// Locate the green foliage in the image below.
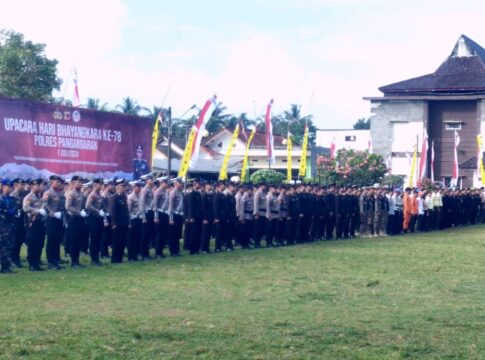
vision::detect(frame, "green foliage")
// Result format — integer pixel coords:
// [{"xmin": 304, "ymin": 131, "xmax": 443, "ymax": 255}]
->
[
  {"xmin": 85, "ymin": 97, "xmax": 109, "ymax": 111},
  {"xmin": 0, "ymin": 29, "xmax": 62, "ymax": 101},
  {"xmin": 250, "ymin": 168, "xmax": 286, "ymax": 184},
  {"xmin": 316, "ymin": 149, "xmax": 388, "ymax": 187},
  {"xmin": 115, "ymin": 96, "xmax": 148, "ymax": 116},
  {"xmin": 381, "ymin": 174, "xmax": 405, "ymax": 187},
  {"xmin": 353, "ymin": 117, "xmax": 371, "ymax": 130}
]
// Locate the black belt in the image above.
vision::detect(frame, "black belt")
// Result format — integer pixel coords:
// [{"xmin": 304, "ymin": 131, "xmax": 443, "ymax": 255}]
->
[
  {"xmin": 259, "ymin": 208, "xmax": 266, "ymax": 211},
  {"xmin": 271, "ymin": 211, "xmax": 279, "ymax": 214}
]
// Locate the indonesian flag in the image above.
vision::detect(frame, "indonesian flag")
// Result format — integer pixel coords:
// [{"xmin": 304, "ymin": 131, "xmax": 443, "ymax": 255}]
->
[
  {"xmin": 417, "ymin": 129, "xmax": 428, "ymax": 186},
  {"xmin": 265, "ymin": 99, "xmax": 275, "ymax": 164},
  {"xmin": 430, "ymin": 140, "xmax": 435, "ymax": 182},
  {"xmin": 72, "ymin": 67, "xmax": 80, "ymax": 107},
  {"xmin": 189, "ymin": 95, "xmax": 218, "ymax": 168},
  {"xmin": 330, "ymin": 137, "xmax": 336, "ymax": 159},
  {"xmin": 452, "ymin": 130, "xmax": 460, "ymax": 185}
]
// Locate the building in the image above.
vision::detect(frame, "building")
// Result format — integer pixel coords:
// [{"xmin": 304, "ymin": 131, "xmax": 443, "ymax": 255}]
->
[
  {"xmin": 153, "ymin": 128, "xmax": 310, "ymax": 179},
  {"xmin": 365, "ymin": 35, "xmax": 485, "ymax": 188},
  {"xmin": 316, "ymin": 129, "xmax": 371, "ymax": 152}
]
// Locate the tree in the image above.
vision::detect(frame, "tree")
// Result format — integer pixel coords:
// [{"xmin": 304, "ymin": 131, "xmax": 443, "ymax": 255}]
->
[
  {"xmin": 250, "ymin": 169, "xmax": 286, "ymax": 185},
  {"xmin": 206, "ymin": 104, "xmax": 232, "ymax": 134},
  {"xmin": 0, "ymin": 30, "xmax": 62, "ymax": 101},
  {"xmin": 353, "ymin": 118, "xmax": 371, "ymax": 130},
  {"xmin": 115, "ymin": 97, "xmax": 147, "ymax": 116},
  {"xmin": 85, "ymin": 97, "xmax": 109, "ymax": 111},
  {"xmin": 316, "ymin": 149, "xmax": 387, "ymax": 187}
]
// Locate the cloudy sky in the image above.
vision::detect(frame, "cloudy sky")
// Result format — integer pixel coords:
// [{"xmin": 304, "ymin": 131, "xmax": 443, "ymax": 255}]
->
[{"xmin": 1, "ymin": 0, "xmax": 484, "ymax": 128}]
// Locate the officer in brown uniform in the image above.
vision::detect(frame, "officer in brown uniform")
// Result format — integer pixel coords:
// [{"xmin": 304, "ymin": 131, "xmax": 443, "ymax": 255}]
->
[
  {"xmin": 85, "ymin": 178, "xmax": 106, "ymax": 266},
  {"xmin": 23, "ymin": 179, "xmax": 47, "ymax": 271},
  {"xmin": 127, "ymin": 180, "xmax": 143, "ymax": 261},
  {"xmin": 100, "ymin": 179, "xmax": 115, "ymax": 258},
  {"xmin": 168, "ymin": 178, "xmax": 184, "ymax": 257},
  {"xmin": 65, "ymin": 176, "xmax": 87, "ymax": 268},
  {"xmin": 154, "ymin": 177, "xmax": 169, "ymax": 258},
  {"xmin": 43, "ymin": 175, "xmax": 65, "ymax": 270},
  {"xmin": 140, "ymin": 173, "xmax": 155, "ymax": 260}
]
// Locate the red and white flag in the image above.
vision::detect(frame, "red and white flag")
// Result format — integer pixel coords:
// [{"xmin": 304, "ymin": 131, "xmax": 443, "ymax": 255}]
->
[
  {"xmin": 417, "ymin": 129, "xmax": 428, "ymax": 187},
  {"xmin": 452, "ymin": 130, "xmax": 460, "ymax": 186},
  {"xmin": 189, "ymin": 95, "xmax": 218, "ymax": 168},
  {"xmin": 72, "ymin": 67, "xmax": 80, "ymax": 107},
  {"xmin": 430, "ymin": 140, "xmax": 435, "ymax": 182},
  {"xmin": 330, "ymin": 137, "xmax": 336, "ymax": 159},
  {"xmin": 265, "ymin": 99, "xmax": 275, "ymax": 164}
]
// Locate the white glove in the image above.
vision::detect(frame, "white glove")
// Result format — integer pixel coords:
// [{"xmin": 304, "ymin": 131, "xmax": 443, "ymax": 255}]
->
[
  {"xmin": 99, "ymin": 209, "xmax": 106, "ymax": 217},
  {"xmin": 54, "ymin": 212, "xmax": 62, "ymax": 219},
  {"xmin": 80, "ymin": 209, "xmax": 88, "ymax": 218},
  {"xmin": 39, "ymin": 209, "xmax": 47, "ymax": 217}
]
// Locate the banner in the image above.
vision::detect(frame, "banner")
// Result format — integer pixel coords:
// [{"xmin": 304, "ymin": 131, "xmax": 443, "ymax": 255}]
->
[
  {"xmin": 452, "ymin": 130, "xmax": 460, "ymax": 186},
  {"xmin": 0, "ymin": 97, "xmax": 152, "ymax": 180},
  {"xmin": 430, "ymin": 140, "xmax": 435, "ymax": 182},
  {"xmin": 299, "ymin": 124, "xmax": 309, "ymax": 177},
  {"xmin": 408, "ymin": 145, "xmax": 418, "ymax": 188},
  {"xmin": 477, "ymin": 134, "xmax": 485, "ymax": 185},
  {"xmin": 178, "ymin": 127, "xmax": 197, "ymax": 178},
  {"xmin": 151, "ymin": 115, "xmax": 160, "ymax": 169},
  {"xmin": 417, "ymin": 129, "xmax": 428, "ymax": 187},
  {"xmin": 219, "ymin": 124, "xmax": 240, "ymax": 181},
  {"xmin": 189, "ymin": 96, "xmax": 218, "ymax": 168},
  {"xmin": 287, "ymin": 133, "xmax": 292, "ymax": 183},
  {"xmin": 241, "ymin": 127, "xmax": 256, "ymax": 183}
]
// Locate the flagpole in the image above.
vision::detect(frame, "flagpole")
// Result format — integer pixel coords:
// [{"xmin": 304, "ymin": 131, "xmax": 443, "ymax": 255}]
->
[{"xmin": 167, "ymin": 107, "xmax": 172, "ymax": 176}]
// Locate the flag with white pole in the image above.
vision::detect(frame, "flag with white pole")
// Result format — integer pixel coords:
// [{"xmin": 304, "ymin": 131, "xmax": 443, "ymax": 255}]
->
[
  {"xmin": 72, "ymin": 67, "xmax": 80, "ymax": 107},
  {"xmin": 265, "ymin": 99, "xmax": 275, "ymax": 165},
  {"xmin": 417, "ymin": 129, "xmax": 428, "ymax": 187}
]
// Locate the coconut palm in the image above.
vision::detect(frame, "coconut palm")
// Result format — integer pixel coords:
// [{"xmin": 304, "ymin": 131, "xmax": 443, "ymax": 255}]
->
[
  {"xmin": 206, "ymin": 104, "xmax": 233, "ymax": 134},
  {"xmin": 85, "ymin": 97, "xmax": 108, "ymax": 111},
  {"xmin": 115, "ymin": 97, "xmax": 147, "ymax": 116}
]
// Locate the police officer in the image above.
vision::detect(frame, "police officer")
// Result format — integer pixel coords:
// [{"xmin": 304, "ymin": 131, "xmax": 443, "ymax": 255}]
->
[
  {"xmin": 23, "ymin": 179, "xmax": 47, "ymax": 271},
  {"xmin": 133, "ymin": 145, "xmax": 150, "ymax": 180},
  {"xmin": 187, "ymin": 179, "xmax": 203, "ymax": 255},
  {"xmin": 253, "ymin": 183, "xmax": 267, "ymax": 248},
  {"xmin": 101, "ymin": 179, "xmax": 115, "ymax": 258},
  {"xmin": 43, "ymin": 175, "xmax": 65, "ymax": 270},
  {"xmin": 65, "ymin": 176, "xmax": 87, "ymax": 268},
  {"xmin": 127, "ymin": 180, "xmax": 143, "ymax": 261},
  {"xmin": 238, "ymin": 185, "xmax": 254, "ymax": 249},
  {"xmin": 200, "ymin": 182, "xmax": 214, "ymax": 253},
  {"xmin": 140, "ymin": 173, "xmax": 156, "ymax": 260},
  {"xmin": 168, "ymin": 178, "xmax": 184, "ymax": 257},
  {"xmin": 213, "ymin": 182, "xmax": 227, "ymax": 252},
  {"xmin": 0, "ymin": 179, "xmax": 18, "ymax": 274},
  {"xmin": 265, "ymin": 185, "xmax": 279, "ymax": 247},
  {"xmin": 110, "ymin": 179, "xmax": 130, "ymax": 263},
  {"xmin": 10, "ymin": 179, "xmax": 28, "ymax": 268},
  {"xmin": 223, "ymin": 183, "xmax": 236, "ymax": 251},
  {"xmin": 85, "ymin": 178, "xmax": 106, "ymax": 266},
  {"xmin": 154, "ymin": 177, "xmax": 169, "ymax": 258}
]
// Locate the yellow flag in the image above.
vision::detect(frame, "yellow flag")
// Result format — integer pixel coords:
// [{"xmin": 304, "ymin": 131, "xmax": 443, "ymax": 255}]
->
[
  {"xmin": 241, "ymin": 128, "xmax": 256, "ymax": 183},
  {"xmin": 299, "ymin": 125, "xmax": 309, "ymax": 177},
  {"xmin": 178, "ymin": 127, "xmax": 197, "ymax": 178},
  {"xmin": 287, "ymin": 133, "xmax": 292, "ymax": 183},
  {"xmin": 477, "ymin": 134, "xmax": 485, "ymax": 185},
  {"xmin": 219, "ymin": 125, "xmax": 240, "ymax": 180},
  {"xmin": 408, "ymin": 145, "xmax": 418, "ymax": 187},
  {"xmin": 151, "ymin": 116, "xmax": 160, "ymax": 168}
]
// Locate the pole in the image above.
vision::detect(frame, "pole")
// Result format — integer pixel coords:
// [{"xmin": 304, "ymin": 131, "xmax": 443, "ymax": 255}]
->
[{"xmin": 167, "ymin": 107, "xmax": 172, "ymax": 176}]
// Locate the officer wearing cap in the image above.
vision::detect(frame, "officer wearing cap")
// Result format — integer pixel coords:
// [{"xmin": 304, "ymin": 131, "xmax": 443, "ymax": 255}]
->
[
  {"xmin": 154, "ymin": 177, "xmax": 169, "ymax": 258},
  {"xmin": 0, "ymin": 179, "xmax": 18, "ymax": 273},
  {"xmin": 100, "ymin": 178, "xmax": 115, "ymax": 258},
  {"xmin": 253, "ymin": 183, "xmax": 267, "ymax": 248},
  {"xmin": 133, "ymin": 145, "xmax": 150, "ymax": 180},
  {"xmin": 110, "ymin": 179, "xmax": 130, "ymax": 263},
  {"xmin": 127, "ymin": 180, "xmax": 143, "ymax": 261},
  {"xmin": 23, "ymin": 179, "xmax": 47, "ymax": 271},
  {"xmin": 65, "ymin": 176, "xmax": 87, "ymax": 268},
  {"xmin": 139, "ymin": 173, "xmax": 155, "ymax": 260},
  {"xmin": 43, "ymin": 175, "xmax": 65, "ymax": 270},
  {"xmin": 10, "ymin": 179, "xmax": 28, "ymax": 268},
  {"xmin": 85, "ymin": 178, "xmax": 106, "ymax": 266},
  {"xmin": 168, "ymin": 178, "xmax": 184, "ymax": 256},
  {"xmin": 238, "ymin": 185, "xmax": 254, "ymax": 249},
  {"xmin": 187, "ymin": 179, "xmax": 203, "ymax": 255},
  {"xmin": 200, "ymin": 181, "xmax": 214, "ymax": 253},
  {"xmin": 213, "ymin": 181, "xmax": 227, "ymax": 252}
]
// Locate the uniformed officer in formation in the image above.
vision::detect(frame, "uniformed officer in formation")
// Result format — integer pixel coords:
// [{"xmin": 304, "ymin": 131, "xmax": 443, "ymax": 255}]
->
[{"xmin": 2, "ymin": 173, "xmax": 484, "ymax": 274}]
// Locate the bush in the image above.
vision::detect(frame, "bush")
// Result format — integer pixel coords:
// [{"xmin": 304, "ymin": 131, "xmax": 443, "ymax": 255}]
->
[
  {"xmin": 381, "ymin": 175, "xmax": 405, "ymax": 188},
  {"xmin": 250, "ymin": 169, "xmax": 286, "ymax": 184}
]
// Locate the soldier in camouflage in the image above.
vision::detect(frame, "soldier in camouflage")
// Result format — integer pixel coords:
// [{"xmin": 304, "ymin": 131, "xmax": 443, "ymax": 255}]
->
[{"xmin": 0, "ymin": 179, "xmax": 18, "ymax": 274}]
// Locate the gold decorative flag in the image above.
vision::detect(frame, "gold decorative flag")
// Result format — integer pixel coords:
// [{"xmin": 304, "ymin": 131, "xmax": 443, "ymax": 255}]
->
[
  {"xmin": 287, "ymin": 133, "xmax": 292, "ymax": 183},
  {"xmin": 477, "ymin": 134, "xmax": 485, "ymax": 185},
  {"xmin": 408, "ymin": 145, "xmax": 418, "ymax": 187},
  {"xmin": 241, "ymin": 127, "xmax": 256, "ymax": 183},
  {"xmin": 219, "ymin": 125, "xmax": 240, "ymax": 180},
  {"xmin": 151, "ymin": 115, "xmax": 160, "ymax": 169},
  {"xmin": 299, "ymin": 124, "xmax": 309, "ymax": 177},
  {"xmin": 178, "ymin": 127, "xmax": 197, "ymax": 178}
]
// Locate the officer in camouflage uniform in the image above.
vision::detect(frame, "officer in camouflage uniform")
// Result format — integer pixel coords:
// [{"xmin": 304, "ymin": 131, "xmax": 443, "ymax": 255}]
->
[{"xmin": 0, "ymin": 179, "xmax": 18, "ymax": 274}]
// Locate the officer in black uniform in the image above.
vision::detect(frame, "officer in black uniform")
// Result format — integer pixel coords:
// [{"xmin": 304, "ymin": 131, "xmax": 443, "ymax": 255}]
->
[
  {"xmin": 187, "ymin": 179, "xmax": 203, "ymax": 255},
  {"xmin": 10, "ymin": 179, "xmax": 28, "ymax": 268},
  {"xmin": 110, "ymin": 179, "xmax": 130, "ymax": 263},
  {"xmin": 133, "ymin": 145, "xmax": 150, "ymax": 180},
  {"xmin": 200, "ymin": 182, "xmax": 214, "ymax": 253},
  {"xmin": 325, "ymin": 184, "xmax": 337, "ymax": 240},
  {"xmin": 213, "ymin": 182, "xmax": 227, "ymax": 252}
]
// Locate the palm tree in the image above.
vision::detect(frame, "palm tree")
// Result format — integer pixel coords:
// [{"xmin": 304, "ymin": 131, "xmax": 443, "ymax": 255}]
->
[
  {"xmin": 85, "ymin": 97, "xmax": 109, "ymax": 111},
  {"xmin": 282, "ymin": 104, "xmax": 315, "ymax": 145},
  {"xmin": 115, "ymin": 97, "xmax": 147, "ymax": 116},
  {"xmin": 206, "ymin": 104, "xmax": 233, "ymax": 134}
]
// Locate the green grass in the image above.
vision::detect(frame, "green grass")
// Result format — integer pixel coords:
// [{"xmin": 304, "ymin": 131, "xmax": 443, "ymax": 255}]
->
[{"xmin": 1, "ymin": 226, "xmax": 484, "ymax": 359}]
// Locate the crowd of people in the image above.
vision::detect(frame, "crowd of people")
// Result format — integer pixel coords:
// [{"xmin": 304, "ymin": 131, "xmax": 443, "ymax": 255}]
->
[{"xmin": 0, "ymin": 173, "xmax": 484, "ymax": 274}]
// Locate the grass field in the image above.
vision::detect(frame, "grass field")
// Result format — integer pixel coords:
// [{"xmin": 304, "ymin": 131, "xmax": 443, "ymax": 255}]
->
[{"xmin": 1, "ymin": 226, "xmax": 484, "ymax": 360}]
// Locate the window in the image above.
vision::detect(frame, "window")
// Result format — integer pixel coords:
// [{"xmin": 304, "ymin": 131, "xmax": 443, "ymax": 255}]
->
[
  {"xmin": 445, "ymin": 122, "xmax": 462, "ymax": 130},
  {"xmin": 345, "ymin": 135, "xmax": 356, "ymax": 142}
]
